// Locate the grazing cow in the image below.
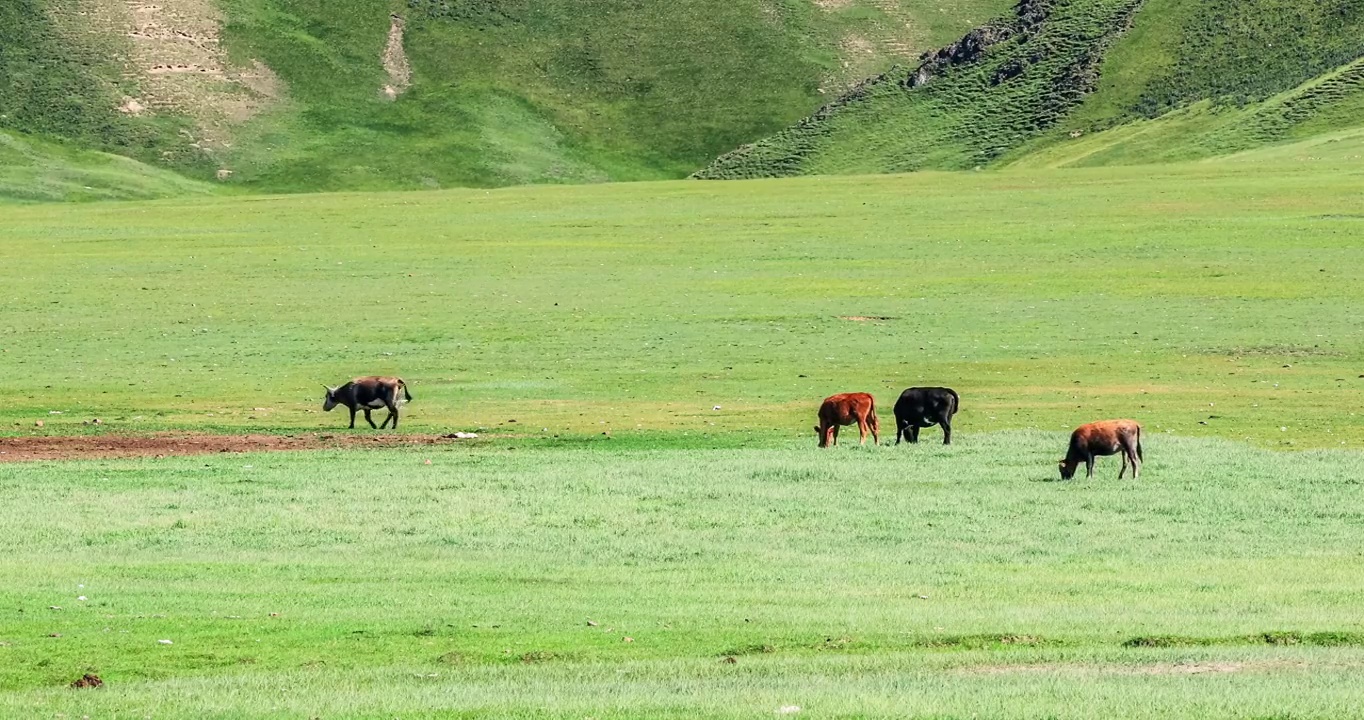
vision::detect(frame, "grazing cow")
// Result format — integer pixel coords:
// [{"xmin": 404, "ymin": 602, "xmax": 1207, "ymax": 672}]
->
[
  {"xmin": 323, "ymin": 376, "xmax": 412, "ymax": 429},
  {"xmin": 893, "ymin": 387, "xmax": 960, "ymax": 445},
  {"xmin": 1059, "ymin": 419, "xmax": 1143, "ymax": 480},
  {"xmin": 814, "ymin": 393, "xmax": 879, "ymax": 448}
]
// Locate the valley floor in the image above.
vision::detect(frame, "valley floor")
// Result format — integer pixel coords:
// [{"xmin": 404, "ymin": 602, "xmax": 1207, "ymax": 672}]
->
[
  {"xmin": 2, "ymin": 437, "xmax": 1363, "ymax": 717},
  {"xmin": 2, "ymin": 155, "xmax": 1363, "ymax": 716}
]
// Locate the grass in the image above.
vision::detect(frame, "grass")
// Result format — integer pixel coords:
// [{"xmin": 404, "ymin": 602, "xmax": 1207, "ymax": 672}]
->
[
  {"xmin": 2, "ymin": 434, "xmax": 1363, "ymax": 715},
  {"xmin": 0, "ymin": 130, "xmax": 219, "ymax": 203},
  {"xmin": 697, "ymin": 0, "xmax": 1149, "ymax": 178},
  {"xmin": 700, "ymin": 0, "xmax": 1364, "ymax": 180},
  {"xmin": 0, "ymin": 0, "xmax": 207, "ymax": 185},
  {"xmin": 3, "ymin": 150, "xmax": 1364, "ymax": 714},
  {"xmin": 0, "ymin": 0, "xmax": 1008, "ymax": 198},
  {"xmin": 1006, "ymin": 58, "xmax": 1364, "ymax": 168},
  {"xmin": 3, "ymin": 159, "xmax": 1364, "ymax": 444},
  {"xmin": 214, "ymin": 0, "xmax": 1007, "ymax": 191}
]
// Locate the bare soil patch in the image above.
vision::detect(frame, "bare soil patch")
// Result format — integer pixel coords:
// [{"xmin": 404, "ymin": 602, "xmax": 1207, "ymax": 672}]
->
[
  {"xmin": 51, "ymin": 0, "xmax": 283, "ymax": 155},
  {"xmin": 0, "ymin": 432, "xmax": 476, "ymax": 463},
  {"xmin": 381, "ymin": 14, "xmax": 412, "ymax": 100}
]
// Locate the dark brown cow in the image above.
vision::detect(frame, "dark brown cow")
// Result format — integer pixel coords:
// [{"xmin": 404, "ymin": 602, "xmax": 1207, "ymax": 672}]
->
[
  {"xmin": 1059, "ymin": 419, "xmax": 1143, "ymax": 480},
  {"xmin": 814, "ymin": 393, "xmax": 879, "ymax": 448},
  {"xmin": 323, "ymin": 376, "xmax": 412, "ymax": 429}
]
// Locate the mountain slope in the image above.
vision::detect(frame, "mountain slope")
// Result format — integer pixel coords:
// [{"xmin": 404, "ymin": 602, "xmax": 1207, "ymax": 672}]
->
[
  {"xmin": 1005, "ymin": 57, "xmax": 1364, "ymax": 168},
  {"xmin": 697, "ymin": 0, "xmax": 1364, "ymax": 179},
  {"xmin": 0, "ymin": 130, "xmax": 217, "ymax": 203},
  {"xmin": 0, "ymin": 0, "xmax": 1007, "ymax": 196}
]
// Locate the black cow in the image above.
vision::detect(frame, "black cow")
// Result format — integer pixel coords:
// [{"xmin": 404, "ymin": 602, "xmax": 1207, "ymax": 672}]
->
[
  {"xmin": 323, "ymin": 376, "xmax": 412, "ymax": 429},
  {"xmin": 893, "ymin": 387, "xmax": 959, "ymax": 445}
]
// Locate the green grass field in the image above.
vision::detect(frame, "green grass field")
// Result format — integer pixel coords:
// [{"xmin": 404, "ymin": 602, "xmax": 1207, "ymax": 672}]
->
[
  {"xmin": 3, "ymin": 437, "xmax": 1364, "ymax": 716},
  {"xmin": 3, "ymin": 152, "xmax": 1364, "ymax": 716},
  {"xmin": 3, "ymin": 150, "xmax": 1363, "ymax": 444}
]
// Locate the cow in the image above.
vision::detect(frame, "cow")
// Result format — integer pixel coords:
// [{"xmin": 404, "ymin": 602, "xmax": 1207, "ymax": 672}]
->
[
  {"xmin": 893, "ymin": 387, "xmax": 960, "ymax": 445},
  {"xmin": 322, "ymin": 376, "xmax": 412, "ymax": 429},
  {"xmin": 1059, "ymin": 419, "xmax": 1143, "ymax": 480},
  {"xmin": 814, "ymin": 393, "xmax": 879, "ymax": 448}
]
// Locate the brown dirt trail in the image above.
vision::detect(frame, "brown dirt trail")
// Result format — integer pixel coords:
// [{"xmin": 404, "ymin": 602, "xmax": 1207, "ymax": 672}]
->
[{"xmin": 0, "ymin": 432, "xmax": 476, "ymax": 463}]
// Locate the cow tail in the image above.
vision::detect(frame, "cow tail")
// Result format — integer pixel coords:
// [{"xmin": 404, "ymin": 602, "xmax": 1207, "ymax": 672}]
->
[
  {"xmin": 947, "ymin": 388, "xmax": 960, "ymax": 415},
  {"xmin": 1136, "ymin": 425, "xmax": 1144, "ymax": 462},
  {"xmin": 399, "ymin": 378, "xmax": 413, "ymax": 402}
]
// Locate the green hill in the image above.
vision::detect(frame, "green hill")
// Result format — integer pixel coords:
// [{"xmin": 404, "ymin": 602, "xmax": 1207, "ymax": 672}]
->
[
  {"xmin": 698, "ymin": 0, "xmax": 1364, "ymax": 178},
  {"xmin": 10, "ymin": 0, "xmax": 1364, "ymax": 195},
  {"xmin": 0, "ymin": 130, "xmax": 217, "ymax": 203},
  {"xmin": 0, "ymin": 0, "xmax": 1005, "ymax": 197}
]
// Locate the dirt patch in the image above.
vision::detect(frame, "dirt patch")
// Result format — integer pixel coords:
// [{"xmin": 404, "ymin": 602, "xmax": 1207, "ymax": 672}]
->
[
  {"xmin": 51, "ymin": 0, "xmax": 284, "ymax": 152},
  {"xmin": 814, "ymin": 0, "xmax": 855, "ymax": 10},
  {"xmin": 0, "ymin": 432, "xmax": 478, "ymax": 463},
  {"xmin": 839, "ymin": 315, "xmax": 897, "ymax": 322},
  {"xmin": 381, "ymin": 14, "xmax": 412, "ymax": 100}
]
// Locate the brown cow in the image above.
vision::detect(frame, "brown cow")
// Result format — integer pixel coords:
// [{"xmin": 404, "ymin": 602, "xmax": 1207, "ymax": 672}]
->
[
  {"xmin": 1059, "ymin": 419, "xmax": 1143, "ymax": 480},
  {"xmin": 814, "ymin": 393, "xmax": 879, "ymax": 448}
]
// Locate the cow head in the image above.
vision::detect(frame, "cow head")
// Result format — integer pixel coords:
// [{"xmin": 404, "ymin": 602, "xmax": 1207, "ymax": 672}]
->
[
  {"xmin": 322, "ymin": 385, "xmax": 339, "ymax": 411},
  {"xmin": 1058, "ymin": 459, "xmax": 1078, "ymax": 480}
]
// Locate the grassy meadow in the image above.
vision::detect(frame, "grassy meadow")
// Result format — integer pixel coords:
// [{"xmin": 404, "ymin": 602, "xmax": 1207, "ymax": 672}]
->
[
  {"xmin": 3, "ymin": 154, "xmax": 1364, "ymax": 715},
  {"xmin": 3, "ymin": 436, "xmax": 1364, "ymax": 716},
  {"xmin": 2, "ymin": 155, "xmax": 1364, "ymax": 444}
]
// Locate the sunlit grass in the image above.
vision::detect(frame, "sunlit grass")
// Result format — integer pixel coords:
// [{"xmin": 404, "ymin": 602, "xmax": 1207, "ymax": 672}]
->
[{"xmin": 1, "ymin": 434, "xmax": 1363, "ymax": 715}]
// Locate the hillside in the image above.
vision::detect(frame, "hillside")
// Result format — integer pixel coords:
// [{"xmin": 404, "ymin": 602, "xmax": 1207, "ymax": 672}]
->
[
  {"xmin": 0, "ymin": 0, "xmax": 1005, "ymax": 197},
  {"xmin": 698, "ymin": 0, "xmax": 1364, "ymax": 178},
  {"xmin": 0, "ymin": 130, "xmax": 216, "ymax": 202}
]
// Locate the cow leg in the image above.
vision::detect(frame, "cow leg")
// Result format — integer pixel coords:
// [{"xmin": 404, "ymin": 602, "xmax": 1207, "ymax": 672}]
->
[
  {"xmin": 869, "ymin": 414, "xmax": 879, "ymax": 446},
  {"xmin": 940, "ymin": 414, "xmax": 953, "ymax": 445},
  {"xmin": 895, "ymin": 420, "xmax": 904, "ymax": 445},
  {"xmin": 363, "ymin": 408, "xmax": 378, "ymax": 429},
  {"xmin": 1129, "ymin": 446, "xmax": 1141, "ymax": 479},
  {"xmin": 348, "ymin": 407, "xmax": 357, "ymax": 429},
  {"xmin": 1119, "ymin": 452, "xmax": 1128, "ymax": 479},
  {"xmin": 380, "ymin": 401, "xmax": 399, "ymax": 429},
  {"xmin": 910, "ymin": 425, "xmax": 920, "ymax": 444},
  {"xmin": 1085, "ymin": 455, "xmax": 1095, "ymax": 479},
  {"xmin": 832, "ymin": 426, "xmax": 840, "ymax": 446},
  {"xmin": 857, "ymin": 418, "xmax": 868, "ymax": 446}
]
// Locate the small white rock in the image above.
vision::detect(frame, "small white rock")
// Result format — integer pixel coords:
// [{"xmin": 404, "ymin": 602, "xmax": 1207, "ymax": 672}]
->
[
  {"xmin": 777, "ymin": 706, "xmax": 801, "ymax": 715},
  {"xmin": 77, "ymin": 596, "xmax": 87, "ymax": 601},
  {"xmin": 158, "ymin": 639, "xmax": 173, "ymax": 645}
]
